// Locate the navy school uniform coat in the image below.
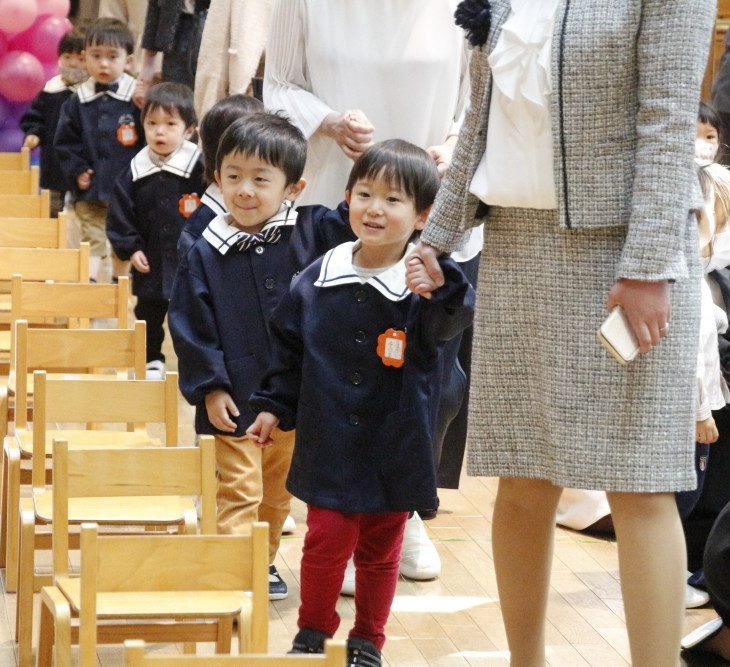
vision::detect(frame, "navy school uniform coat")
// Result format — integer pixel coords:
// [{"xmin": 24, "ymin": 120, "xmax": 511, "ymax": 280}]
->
[
  {"xmin": 249, "ymin": 243, "xmax": 476, "ymax": 513},
  {"xmin": 169, "ymin": 203, "xmax": 355, "ymax": 437},
  {"xmin": 19, "ymin": 75, "xmax": 77, "ymax": 192},
  {"xmin": 106, "ymin": 141, "xmax": 204, "ymax": 300},
  {"xmin": 177, "ymin": 182, "xmax": 226, "ymax": 259},
  {"xmin": 54, "ymin": 74, "xmax": 144, "ymax": 202}
]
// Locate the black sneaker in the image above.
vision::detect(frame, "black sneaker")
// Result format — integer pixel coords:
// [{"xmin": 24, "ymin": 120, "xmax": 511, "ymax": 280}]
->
[
  {"xmin": 268, "ymin": 565, "xmax": 288, "ymax": 600},
  {"xmin": 347, "ymin": 637, "xmax": 382, "ymax": 667},
  {"xmin": 288, "ymin": 627, "xmax": 328, "ymax": 654}
]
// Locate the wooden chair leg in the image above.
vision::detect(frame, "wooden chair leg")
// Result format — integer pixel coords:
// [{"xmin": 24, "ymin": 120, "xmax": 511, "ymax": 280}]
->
[
  {"xmin": 0, "ymin": 442, "xmax": 9, "ymax": 568},
  {"xmin": 39, "ymin": 587, "xmax": 71, "ymax": 667},
  {"xmin": 215, "ymin": 618, "xmax": 233, "ymax": 654},
  {"xmin": 17, "ymin": 502, "xmax": 36, "ymax": 667},
  {"xmin": 182, "ymin": 508, "xmax": 197, "ymax": 535},
  {"xmin": 5, "ymin": 443, "xmax": 21, "ymax": 591},
  {"xmin": 237, "ymin": 611, "xmax": 251, "ymax": 654}
]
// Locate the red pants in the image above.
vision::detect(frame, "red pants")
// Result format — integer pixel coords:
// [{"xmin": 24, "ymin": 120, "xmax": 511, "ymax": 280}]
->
[{"xmin": 298, "ymin": 505, "xmax": 408, "ymax": 650}]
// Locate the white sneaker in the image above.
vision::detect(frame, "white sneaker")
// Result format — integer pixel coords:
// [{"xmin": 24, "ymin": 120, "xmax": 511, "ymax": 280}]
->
[
  {"xmin": 340, "ymin": 557, "xmax": 356, "ymax": 596},
  {"xmin": 145, "ymin": 360, "xmax": 165, "ymax": 380},
  {"xmin": 399, "ymin": 512, "xmax": 441, "ymax": 580},
  {"xmin": 282, "ymin": 514, "xmax": 296, "ymax": 534},
  {"xmin": 685, "ymin": 583, "xmax": 710, "ymax": 609}
]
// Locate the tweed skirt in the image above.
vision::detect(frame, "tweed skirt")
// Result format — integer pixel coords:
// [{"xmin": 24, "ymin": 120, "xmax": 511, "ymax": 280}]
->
[{"xmin": 466, "ymin": 207, "xmax": 701, "ymax": 492}]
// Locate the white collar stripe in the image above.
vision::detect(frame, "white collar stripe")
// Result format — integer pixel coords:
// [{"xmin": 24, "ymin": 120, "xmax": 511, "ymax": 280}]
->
[
  {"xmin": 202, "ymin": 204, "xmax": 297, "ymax": 255},
  {"xmin": 43, "ymin": 75, "xmax": 72, "ymax": 94},
  {"xmin": 201, "ymin": 184, "xmax": 227, "ymax": 215},
  {"xmin": 77, "ymin": 73, "xmax": 136, "ymax": 103},
  {"xmin": 130, "ymin": 142, "xmax": 201, "ymax": 182}
]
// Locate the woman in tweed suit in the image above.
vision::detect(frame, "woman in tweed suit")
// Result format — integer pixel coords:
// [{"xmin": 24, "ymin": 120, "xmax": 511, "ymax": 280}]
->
[{"xmin": 407, "ymin": 0, "xmax": 716, "ymax": 664}]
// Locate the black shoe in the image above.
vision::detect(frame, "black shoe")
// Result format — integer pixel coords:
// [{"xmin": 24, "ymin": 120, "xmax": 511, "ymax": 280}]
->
[
  {"xmin": 268, "ymin": 565, "xmax": 288, "ymax": 600},
  {"xmin": 347, "ymin": 637, "xmax": 382, "ymax": 667},
  {"xmin": 288, "ymin": 627, "xmax": 328, "ymax": 654}
]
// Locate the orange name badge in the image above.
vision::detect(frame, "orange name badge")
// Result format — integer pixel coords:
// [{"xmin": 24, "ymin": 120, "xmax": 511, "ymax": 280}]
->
[
  {"xmin": 376, "ymin": 328, "xmax": 407, "ymax": 368},
  {"xmin": 117, "ymin": 123, "xmax": 138, "ymax": 147},
  {"xmin": 178, "ymin": 192, "xmax": 201, "ymax": 218}
]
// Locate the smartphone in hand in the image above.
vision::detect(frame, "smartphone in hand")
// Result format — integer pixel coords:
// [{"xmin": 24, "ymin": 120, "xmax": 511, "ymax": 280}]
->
[{"xmin": 597, "ymin": 306, "xmax": 639, "ymax": 365}]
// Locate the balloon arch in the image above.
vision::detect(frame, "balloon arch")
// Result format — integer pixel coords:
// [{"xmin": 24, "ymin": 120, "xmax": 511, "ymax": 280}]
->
[{"xmin": 0, "ymin": 0, "xmax": 72, "ymax": 151}]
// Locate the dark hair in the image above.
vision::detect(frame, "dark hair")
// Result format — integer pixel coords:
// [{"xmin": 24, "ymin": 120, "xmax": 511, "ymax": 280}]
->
[
  {"xmin": 215, "ymin": 111, "xmax": 306, "ymax": 186},
  {"xmin": 200, "ymin": 95, "xmax": 263, "ymax": 183},
  {"xmin": 84, "ymin": 18, "xmax": 134, "ymax": 55},
  {"xmin": 699, "ymin": 101, "xmax": 724, "ymax": 162},
  {"xmin": 345, "ymin": 139, "xmax": 440, "ymax": 214},
  {"xmin": 142, "ymin": 82, "xmax": 197, "ymax": 128},
  {"xmin": 58, "ymin": 30, "xmax": 84, "ymax": 57}
]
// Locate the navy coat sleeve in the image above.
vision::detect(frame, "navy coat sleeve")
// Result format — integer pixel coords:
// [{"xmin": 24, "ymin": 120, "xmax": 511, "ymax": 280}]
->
[
  {"xmin": 168, "ymin": 252, "xmax": 234, "ymax": 406},
  {"xmin": 106, "ymin": 165, "xmax": 144, "ymax": 260},
  {"xmin": 19, "ymin": 93, "xmax": 46, "ymax": 139},
  {"xmin": 53, "ymin": 95, "xmax": 90, "ymax": 182},
  {"xmin": 248, "ymin": 283, "xmax": 305, "ymax": 431},
  {"xmin": 289, "ymin": 202, "xmax": 355, "ymax": 271}
]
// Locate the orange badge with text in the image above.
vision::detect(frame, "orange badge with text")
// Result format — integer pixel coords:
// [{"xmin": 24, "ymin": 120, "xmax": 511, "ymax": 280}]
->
[
  {"xmin": 376, "ymin": 328, "xmax": 407, "ymax": 368},
  {"xmin": 178, "ymin": 192, "xmax": 201, "ymax": 218},
  {"xmin": 117, "ymin": 123, "xmax": 138, "ymax": 147}
]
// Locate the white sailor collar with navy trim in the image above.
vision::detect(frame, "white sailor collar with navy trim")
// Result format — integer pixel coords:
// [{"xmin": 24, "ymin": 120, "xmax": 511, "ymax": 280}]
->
[
  {"xmin": 202, "ymin": 203, "xmax": 297, "ymax": 255},
  {"xmin": 131, "ymin": 140, "xmax": 201, "ymax": 182},
  {"xmin": 77, "ymin": 72, "xmax": 135, "ymax": 103},
  {"xmin": 314, "ymin": 241, "xmax": 412, "ymax": 302},
  {"xmin": 43, "ymin": 74, "xmax": 76, "ymax": 94},
  {"xmin": 201, "ymin": 183, "xmax": 227, "ymax": 215}
]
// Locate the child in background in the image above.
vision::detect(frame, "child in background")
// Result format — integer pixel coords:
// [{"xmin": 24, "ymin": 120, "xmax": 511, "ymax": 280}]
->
[
  {"xmin": 20, "ymin": 30, "xmax": 86, "ymax": 217},
  {"xmin": 248, "ymin": 139, "xmax": 475, "ymax": 665},
  {"xmin": 177, "ymin": 94, "xmax": 263, "ymax": 258},
  {"xmin": 54, "ymin": 18, "xmax": 145, "ymax": 282},
  {"xmin": 107, "ymin": 82, "xmax": 203, "ymax": 380}
]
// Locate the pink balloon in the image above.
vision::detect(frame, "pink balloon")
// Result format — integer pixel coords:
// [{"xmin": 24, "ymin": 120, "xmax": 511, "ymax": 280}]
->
[
  {"xmin": 0, "ymin": 0, "xmax": 38, "ymax": 34},
  {"xmin": 36, "ymin": 0, "xmax": 69, "ymax": 19},
  {"xmin": 43, "ymin": 60, "xmax": 58, "ymax": 80},
  {"xmin": 0, "ymin": 51, "xmax": 45, "ymax": 102},
  {"xmin": 21, "ymin": 16, "xmax": 71, "ymax": 62},
  {"xmin": 0, "ymin": 33, "xmax": 7, "ymax": 61}
]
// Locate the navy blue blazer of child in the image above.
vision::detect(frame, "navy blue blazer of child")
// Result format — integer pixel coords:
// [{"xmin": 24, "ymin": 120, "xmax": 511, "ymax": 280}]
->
[
  {"xmin": 169, "ymin": 203, "xmax": 355, "ymax": 438},
  {"xmin": 19, "ymin": 75, "xmax": 77, "ymax": 192},
  {"xmin": 249, "ymin": 243, "xmax": 476, "ymax": 513},
  {"xmin": 106, "ymin": 141, "xmax": 204, "ymax": 300},
  {"xmin": 177, "ymin": 182, "xmax": 226, "ymax": 259},
  {"xmin": 54, "ymin": 73, "xmax": 144, "ymax": 202}
]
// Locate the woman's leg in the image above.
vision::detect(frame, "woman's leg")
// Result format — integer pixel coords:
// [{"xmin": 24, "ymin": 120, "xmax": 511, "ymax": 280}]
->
[
  {"xmin": 607, "ymin": 491, "xmax": 685, "ymax": 667},
  {"xmin": 492, "ymin": 477, "xmax": 562, "ymax": 667}
]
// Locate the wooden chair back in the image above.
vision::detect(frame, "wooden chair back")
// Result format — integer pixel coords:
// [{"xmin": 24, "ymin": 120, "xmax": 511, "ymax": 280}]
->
[
  {"xmin": 0, "ymin": 166, "xmax": 39, "ymax": 194},
  {"xmin": 0, "ymin": 147, "xmax": 30, "ymax": 170},
  {"xmin": 123, "ymin": 639, "xmax": 348, "ymax": 667},
  {"xmin": 0, "ymin": 243, "xmax": 88, "ymax": 283},
  {"xmin": 30, "ymin": 370, "xmax": 178, "ymax": 486},
  {"xmin": 0, "ymin": 190, "xmax": 50, "ymax": 217},
  {"xmin": 51, "ymin": 436, "xmax": 217, "ymax": 576},
  {"xmin": 0, "ymin": 212, "xmax": 67, "ymax": 248}
]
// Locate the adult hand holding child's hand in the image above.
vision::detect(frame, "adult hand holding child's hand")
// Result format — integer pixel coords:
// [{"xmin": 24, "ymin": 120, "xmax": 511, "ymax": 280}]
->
[
  {"xmin": 322, "ymin": 109, "xmax": 374, "ymax": 160},
  {"xmin": 406, "ymin": 241, "xmax": 445, "ymax": 299}
]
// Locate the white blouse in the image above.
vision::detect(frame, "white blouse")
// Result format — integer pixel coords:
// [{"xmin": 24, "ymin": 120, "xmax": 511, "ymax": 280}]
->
[
  {"xmin": 264, "ymin": 0, "xmax": 470, "ymax": 208},
  {"xmin": 470, "ymin": 0, "xmax": 559, "ymax": 209}
]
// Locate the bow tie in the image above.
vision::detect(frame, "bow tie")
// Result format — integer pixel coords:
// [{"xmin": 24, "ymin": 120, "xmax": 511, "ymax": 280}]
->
[
  {"xmin": 235, "ymin": 225, "xmax": 282, "ymax": 252},
  {"xmin": 95, "ymin": 81, "xmax": 119, "ymax": 94}
]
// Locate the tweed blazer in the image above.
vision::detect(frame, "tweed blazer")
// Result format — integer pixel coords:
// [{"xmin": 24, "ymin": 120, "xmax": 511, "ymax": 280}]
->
[{"xmin": 422, "ymin": 0, "xmax": 716, "ymax": 282}]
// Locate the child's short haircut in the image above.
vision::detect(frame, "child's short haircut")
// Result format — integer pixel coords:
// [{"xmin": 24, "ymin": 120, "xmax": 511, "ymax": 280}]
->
[
  {"xmin": 142, "ymin": 82, "xmax": 197, "ymax": 128},
  {"xmin": 215, "ymin": 111, "xmax": 306, "ymax": 186},
  {"xmin": 58, "ymin": 30, "xmax": 84, "ymax": 57},
  {"xmin": 84, "ymin": 18, "xmax": 134, "ymax": 55},
  {"xmin": 200, "ymin": 94, "xmax": 264, "ymax": 183},
  {"xmin": 346, "ymin": 139, "xmax": 440, "ymax": 214}
]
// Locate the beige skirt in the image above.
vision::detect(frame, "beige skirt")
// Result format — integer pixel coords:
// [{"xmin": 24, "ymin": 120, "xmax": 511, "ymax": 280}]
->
[{"xmin": 466, "ymin": 207, "xmax": 701, "ymax": 492}]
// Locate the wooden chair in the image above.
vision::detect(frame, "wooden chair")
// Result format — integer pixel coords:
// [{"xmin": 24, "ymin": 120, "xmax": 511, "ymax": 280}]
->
[
  {"xmin": 0, "ymin": 190, "xmax": 50, "ymax": 217},
  {"xmin": 0, "ymin": 212, "xmax": 67, "ymax": 248},
  {"xmin": 0, "ymin": 147, "xmax": 30, "ymax": 170},
  {"xmin": 0, "ymin": 165, "xmax": 39, "ymax": 194},
  {"xmin": 123, "ymin": 639, "xmax": 348, "ymax": 667},
  {"xmin": 37, "ymin": 522, "xmax": 269, "ymax": 667},
  {"xmin": 16, "ymin": 436, "xmax": 217, "ymax": 667}
]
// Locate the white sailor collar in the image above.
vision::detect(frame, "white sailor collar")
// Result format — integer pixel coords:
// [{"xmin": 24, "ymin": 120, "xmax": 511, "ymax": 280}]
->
[
  {"xmin": 131, "ymin": 141, "xmax": 201, "ymax": 182},
  {"xmin": 314, "ymin": 241, "xmax": 412, "ymax": 302},
  {"xmin": 201, "ymin": 183, "xmax": 227, "ymax": 215},
  {"xmin": 77, "ymin": 72, "xmax": 135, "ymax": 103},
  {"xmin": 43, "ymin": 74, "xmax": 75, "ymax": 94},
  {"xmin": 202, "ymin": 203, "xmax": 297, "ymax": 255}
]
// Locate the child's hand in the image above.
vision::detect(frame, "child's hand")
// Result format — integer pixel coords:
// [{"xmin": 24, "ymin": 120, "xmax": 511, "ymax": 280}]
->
[
  {"xmin": 76, "ymin": 169, "xmax": 93, "ymax": 191},
  {"xmin": 406, "ymin": 242, "xmax": 445, "ymax": 299},
  {"xmin": 406, "ymin": 257, "xmax": 441, "ymax": 300},
  {"xmin": 321, "ymin": 109, "xmax": 374, "ymax": 160},
  {"xmin": 696, "ymin": 416, "xmax": 719, "ymax": 444},
  {"xmin": 23, "ymin": 135, "xmax": 39, "ymax": 149},
  {"xmin": 246, "ymin": 412, "xmax": 280, "ymax": 447},
  {"xmin": 130, "ymin": 250, "xmax": 151, "ymax": 273},
  {"xmin": 205, "ymin": 389, "xmax": 240, "ymax": 433}
]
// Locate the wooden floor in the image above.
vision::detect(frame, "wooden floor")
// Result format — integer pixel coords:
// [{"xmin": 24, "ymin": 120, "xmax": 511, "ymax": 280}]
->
[{"xmin": 0, "ymin": 256, "xmax": 723, "ymax": 665}]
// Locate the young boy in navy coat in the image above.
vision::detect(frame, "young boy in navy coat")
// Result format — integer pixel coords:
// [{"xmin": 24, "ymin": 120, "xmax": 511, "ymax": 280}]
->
[
  {"xmin": 177, "ymin": 94, "xmax": 263, "ymax": 259},
  {"xmin": 20, "ymin": 30, "xmax": 86, "ymax": 217},
  {"xmin": 248, "ymin": 140, "xmax": 475, "ymax": 666},
  {"xmin": 54, "ymin": 18, "xmax": 145, "ymax": 281},
  {"xmin": 168, "ymin": 112, "xmax": 352, "ymax": 600},
  {"xmin": 107, "ymin": 82, "xmax": 203, "ymax": 379}
]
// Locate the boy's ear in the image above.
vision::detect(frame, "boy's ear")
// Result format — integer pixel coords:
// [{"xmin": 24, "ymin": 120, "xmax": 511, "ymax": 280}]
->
[
  {"xmin": 285, "ymin": 178, "xmax": 307, "ymax": 201},
  {"xmin": 344, "ymin": 190, "xmax": 351, "ymax": 206},
  {"xmin": 184, "ymin": 125, "xmax": 196, "ymax": 140},
  {"xmin": 214, "ymin": 170, "xmax": 222, "ymax": 188},
  {"xmin": 124, "ymin": 54, "xmax": 134, "ymax": 71},
  {"xmin": 414, "ymin": 205, "xmax": 431, "ymax": 231}
]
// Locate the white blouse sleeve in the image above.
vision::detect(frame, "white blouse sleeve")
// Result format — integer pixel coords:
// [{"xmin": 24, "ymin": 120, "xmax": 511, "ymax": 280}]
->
[
  {"xmin": 263, "ymin": 0, "xmax": 335, "ymax": 139},
  {"xmin": 448, "ymin": 39, "xmax": 471, "ymax": 138}
]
